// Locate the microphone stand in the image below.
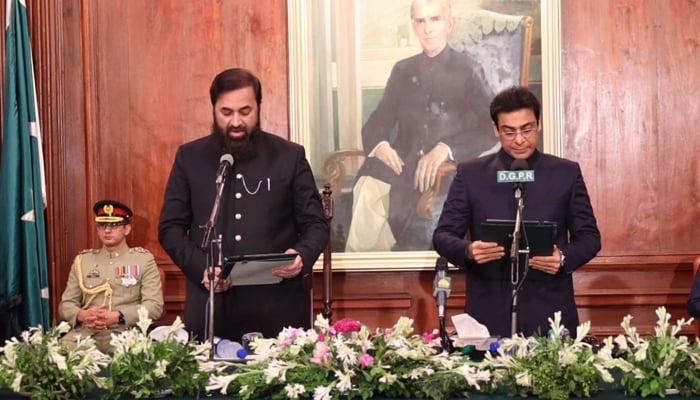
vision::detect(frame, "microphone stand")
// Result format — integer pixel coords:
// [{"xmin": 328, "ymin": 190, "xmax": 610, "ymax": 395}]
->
[
  {"xmin": 439, "ymin": 311, "xmax": 453, "ymax": 353},
  {"xmin": 510, "ymin": 185, "xmax": 525, "ymax": 336},
  {"xmin": 201, "ymin": 176, "xmax": 228, "ymax": 360}
]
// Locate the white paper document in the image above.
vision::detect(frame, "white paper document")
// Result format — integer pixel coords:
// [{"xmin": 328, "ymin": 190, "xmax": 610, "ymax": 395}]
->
[{"xmin": 223, "ymin": 253, "xmax": 297, "ymax": 286}]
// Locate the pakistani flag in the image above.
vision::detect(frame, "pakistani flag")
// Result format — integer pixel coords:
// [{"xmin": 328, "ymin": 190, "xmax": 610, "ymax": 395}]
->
[{"xmin": 0, "ymin": 0, "xmax": 50, "ymax": 336}]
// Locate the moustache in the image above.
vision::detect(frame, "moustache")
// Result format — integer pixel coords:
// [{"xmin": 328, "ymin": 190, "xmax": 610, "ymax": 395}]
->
[{"xmin": 227, "ymin": 126, "xmax": 246, "ymax": 134}]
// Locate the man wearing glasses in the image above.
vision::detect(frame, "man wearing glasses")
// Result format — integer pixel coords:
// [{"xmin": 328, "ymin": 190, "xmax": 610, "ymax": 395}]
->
[
  {"xmin": 433, "ymin": 86, "xmax": 601, "ymax": 338},
  {"xmin": 58, "ymin": 200, "xmax": 164, "ymax": 352}
]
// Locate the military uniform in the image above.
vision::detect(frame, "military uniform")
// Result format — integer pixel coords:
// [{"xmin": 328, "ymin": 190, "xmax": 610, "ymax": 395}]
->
[{"xmin": 58, "ymin": 200, "xmax": 164, "ymax": 352}]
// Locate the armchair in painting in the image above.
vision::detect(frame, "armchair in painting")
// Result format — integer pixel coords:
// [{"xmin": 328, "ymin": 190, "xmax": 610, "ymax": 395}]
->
[
  {"xmin": 324, "ymin": 9, "xmax": 534, "ymax": 249},
  {"xmin": 415, "ymin": 9, "xmax": 534, "ymax": 220}
]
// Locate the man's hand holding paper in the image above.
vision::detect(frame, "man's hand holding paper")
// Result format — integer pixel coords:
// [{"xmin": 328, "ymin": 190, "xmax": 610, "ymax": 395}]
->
[{"xmin": 272, "ymin": 248, "xmax": 303, "ymax": 279}]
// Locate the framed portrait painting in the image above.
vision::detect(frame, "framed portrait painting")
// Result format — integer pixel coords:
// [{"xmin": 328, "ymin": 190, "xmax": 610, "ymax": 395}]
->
[{"xmin": 288, "ymin": 0, "xmax": 562, "ymax": 271}]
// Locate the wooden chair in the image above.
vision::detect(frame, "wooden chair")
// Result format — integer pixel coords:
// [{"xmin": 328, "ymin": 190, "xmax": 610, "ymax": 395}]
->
[
  {"xmin": 303, "ymin": 184, "xmax": 334, "ymax": 328},
  {"xmin": 148, "ymin": 268, "xmax": 168, "ymax": 330}
]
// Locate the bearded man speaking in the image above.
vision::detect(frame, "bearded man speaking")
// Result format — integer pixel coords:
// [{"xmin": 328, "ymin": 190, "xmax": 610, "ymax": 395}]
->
[{"xmin": 158, "ymin": 68, "xmax": 328, "ymax": 343}]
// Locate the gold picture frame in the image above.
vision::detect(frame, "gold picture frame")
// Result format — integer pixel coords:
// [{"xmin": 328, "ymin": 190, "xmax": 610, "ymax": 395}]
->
[{"xmin": 288, "ymin": 0, "xmax": 562, "ymax": 271}]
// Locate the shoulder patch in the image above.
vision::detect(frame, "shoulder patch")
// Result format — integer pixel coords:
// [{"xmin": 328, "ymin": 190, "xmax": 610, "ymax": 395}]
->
[
  {"xmin": 130, "ymin": 247, "xmax": 151, "ymax": 254},
  {"xmin": 78, "ymin": 248, "xmax": 97, "ymax": 254}
]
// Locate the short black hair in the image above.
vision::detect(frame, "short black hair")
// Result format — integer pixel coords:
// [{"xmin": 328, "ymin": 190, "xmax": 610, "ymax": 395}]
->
[
  {"xmin": 489, "ymin": 86, "xmax": 541, "ymax": 126},
  {"xmin": 209, "ymin": 68, "xmax": 262, "ymax": 106}
]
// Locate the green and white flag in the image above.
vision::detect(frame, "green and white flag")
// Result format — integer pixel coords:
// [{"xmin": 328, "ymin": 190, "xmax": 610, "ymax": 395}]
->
[{"xmin": 0, "ymin": 0, "xmax": 50, "ymax": 336}]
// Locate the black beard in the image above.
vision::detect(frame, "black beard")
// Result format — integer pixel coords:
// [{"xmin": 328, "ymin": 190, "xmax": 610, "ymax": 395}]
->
[{"xmin": 210, "ymin": 123, "xmax": 261, "ymax": 161}]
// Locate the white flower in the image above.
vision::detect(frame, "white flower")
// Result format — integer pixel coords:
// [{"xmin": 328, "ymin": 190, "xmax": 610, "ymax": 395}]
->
[
  {"xmin": 48, "ymin": 342, "xmax": 68, "ymax": 370},
  {"xmin": 136, "ymin": 306, "xmax": 152, "ymax": 333},
  {"xmin": 515, "ymin": 371, "xmax": 532, "ymax": 387},
  {"xmin": 285, "ymin": 383, "xmax": 306, "ymax": 399},
  {"xmin": 558, "ymin": 347, "xmax": 578, "ymax": 366},
  {"xmin": 154, "ymin": 359, "xmax": 169, "ymax": 378},
  {"xmin": 10, "ymin": 372, "xmax": 23, "ymax": 392},
  {"xmin": 313, "ymin": 385, "xmax": 333, "ymax": 400},
  {"xmin": 613, "ymin": 334, "xmax": 628, "ymax": 349},
  {"xmin": 206, "ymin": 374, "xmax": 237, "ymax": 395},
  {"xmin": 633, "ymin": 342, "xmax": 648, "ymax": 361},
  {"xmin": 547, "ymin": 311, "xmax": 564, "ymax": 338},
  {"xmin": 264, "ymin": 360, "xmax": 289, "ymax": 383},
  {"xmin": 575, "ymin": 320, "xmax": 591, "ymax": 341},
  {"xmin": 314, "ymin": 314, "xmax": 330, "ymax": 332},
  {"xmin": 334, "ymin": 369, "xmax": 355, "ymax": 392},
  {"xmin": 333, "ymin": 338, "xmax": 358, "ymax": 367},
  {"xmin": 379, "ymin": 373, "xmax": 397, "ymax": 384}
]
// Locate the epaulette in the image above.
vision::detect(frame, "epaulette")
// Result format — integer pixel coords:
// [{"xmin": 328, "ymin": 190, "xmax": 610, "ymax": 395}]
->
[
  {"xmin": 78, "ymin": 248, "xmax": 98, "ymax": 255},
  {"xmin": 130, "ymin": 247, "xmax": 152, "ymax": 254}
]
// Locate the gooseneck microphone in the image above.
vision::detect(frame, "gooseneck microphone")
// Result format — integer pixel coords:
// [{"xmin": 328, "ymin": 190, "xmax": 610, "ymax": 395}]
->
[
  {"xmin": 433, "ymin": 257, "xmax": 451, "ymax": 319},
  {"xmin": 216, "ymin": 153, "xmax": 234, "ymax": 184},
  {"xmin": 203, "ymin": 153, "xmax": 234, "ymax": 359},
  {"xmin": 509, "ymin": 159, "xmax": 529, "ymax": 264},
  {"xmin": 433, "ymin": 257, "xmax": 453, "ymax": 352},
  {"xmin": 509, "ymin": 159, "xmax": 530, "ymax": 336}
]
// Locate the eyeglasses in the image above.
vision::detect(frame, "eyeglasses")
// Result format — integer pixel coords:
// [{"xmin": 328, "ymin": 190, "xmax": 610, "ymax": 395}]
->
[
  {"xmin": 96, "ymin": 222, "xmax": 127, "ymax": 229},
  {"xmin": 499, "ymin": 123, "xmax": 538, "ymax": 140}
]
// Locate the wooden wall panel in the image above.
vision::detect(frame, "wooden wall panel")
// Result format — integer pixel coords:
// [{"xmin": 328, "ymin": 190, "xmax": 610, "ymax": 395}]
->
[
  {"xmin": 44, "ymin": 0, "xmax": 289, "ymax": 315},
  {"xmin": 654, "ymin": 0, "xmax": 700, "ymax": 242},
  {"xmin": 562, "ymin": 0, "xmax": 700, "ymax": 256}
]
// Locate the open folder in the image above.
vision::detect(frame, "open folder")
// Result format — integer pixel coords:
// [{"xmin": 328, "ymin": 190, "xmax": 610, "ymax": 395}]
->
[
  {"xmin": 222, "ymin": 253, "xmax": 298, "ymax": 286},
  {"xmin": 478, "ymin": 219, "xmax": 557, "ymax": 281}
]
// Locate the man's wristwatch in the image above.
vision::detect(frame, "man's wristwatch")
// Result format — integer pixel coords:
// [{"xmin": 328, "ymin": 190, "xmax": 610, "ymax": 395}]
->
[
  {"xmin": 558, "ymin": 249, "xmax": 566, "ymax": 268},
  {"xmin": 118, "ymin": 311, "xmax": 126, "ymax": 325}
]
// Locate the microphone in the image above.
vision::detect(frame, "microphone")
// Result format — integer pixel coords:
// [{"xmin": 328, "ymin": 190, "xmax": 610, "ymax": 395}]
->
[
  {"xmin": 216, "ymin": 153, "xmax": 234, "ymax": 184},
  {"xmin": 433, "ymin": 257, "xmax": 451, "ymax": 319}
]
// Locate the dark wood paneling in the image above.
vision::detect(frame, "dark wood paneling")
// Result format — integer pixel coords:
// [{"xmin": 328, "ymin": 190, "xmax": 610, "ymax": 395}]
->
[{"xmin": 155, "ymin": 255, "xmax": 696, "ymax": 339}]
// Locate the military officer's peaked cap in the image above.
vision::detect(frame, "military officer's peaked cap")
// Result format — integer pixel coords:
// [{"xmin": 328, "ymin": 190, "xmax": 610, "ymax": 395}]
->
[{"xmin": 93, "ymin": 199, "xmax": 133, "ymax": 223}]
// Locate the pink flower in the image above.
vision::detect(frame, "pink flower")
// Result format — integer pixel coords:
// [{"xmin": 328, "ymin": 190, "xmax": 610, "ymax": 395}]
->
[
  {"xmin": 309, "ymin": 341, "xmax": 331, "ymax": 366},
  {"xmin": 331, "ymin": 318, "xmax": 362, "ymax": 334},
  {"xmin": 358, "ymin": 353, "xmax": 374, "ymax": 367},
  {"xmin": 281, "ymin": 327, "xmax": 305, "ymax": 347},
  {"xmin": 422, "ymin": 329, "xmax": 439, "ymax": 343}
]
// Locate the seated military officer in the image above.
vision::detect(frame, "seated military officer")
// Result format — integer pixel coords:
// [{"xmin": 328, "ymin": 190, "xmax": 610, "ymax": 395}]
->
[{"xmin": 58, "ymin": 199, "xmax": 164, "ymax": 353}]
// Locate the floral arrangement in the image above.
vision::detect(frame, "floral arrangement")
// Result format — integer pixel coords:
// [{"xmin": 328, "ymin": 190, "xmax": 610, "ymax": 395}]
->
[
  {"xmin": 206, "ymin": 314, "xmax": 491, "ymax": 400},
  {"xmin": 0, "ymin": 321, "xmax": 110, "ymax": 399},
  {"xmin": 102, "ymin": 307, "xmax": 222, "ymax": 399},
  {"xmin": 481, "ymin": 312, "xmax": 612, "ymax": 400},
  {"xmin": 3, "ymin": 306, "xmax": 700, "ymax": 400},
  {"xmin": 598, "ymin": 306, "xmax": 700, "ymax": 397}
]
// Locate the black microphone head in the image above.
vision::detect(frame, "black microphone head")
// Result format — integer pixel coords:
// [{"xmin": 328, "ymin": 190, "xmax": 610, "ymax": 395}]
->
[
  {"xmin": 511, "ymin": 158, "xmax": 530, "ymax": 171},
  {"xmin": 220, "ymin": 153, "xmax": 234, "ymax": 166},
  {"xmin": 435, "ymin": 256, "xmax": 448, "ymax": 271}
]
